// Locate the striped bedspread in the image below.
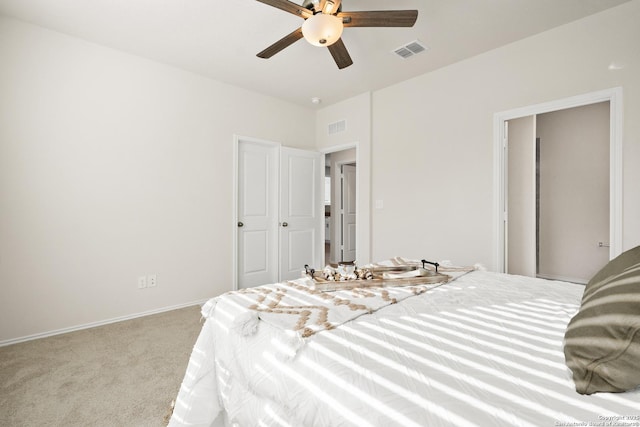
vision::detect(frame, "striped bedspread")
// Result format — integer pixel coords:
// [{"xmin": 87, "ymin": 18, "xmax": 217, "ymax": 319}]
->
[{"xmin": 170, "ymin": 270, "xmax": 640, "ymax": 427}]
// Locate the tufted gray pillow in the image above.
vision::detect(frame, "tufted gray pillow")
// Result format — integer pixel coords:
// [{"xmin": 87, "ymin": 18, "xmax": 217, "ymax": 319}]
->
[{"xmin": 563, "ymin": 245, "xmax": 640, "ymax": 394}]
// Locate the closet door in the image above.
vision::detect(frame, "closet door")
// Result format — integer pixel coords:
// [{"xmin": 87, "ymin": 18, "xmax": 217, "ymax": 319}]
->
[
  {"xmin": 237, "ymin": 142, "xmax": 323, "ymax": 288},
  {"xmin": 237, "ymin": 141, "xmax": 279, "ymax": 289},
  {"xmin": 279, "ymin": 147, "xmax": 323, "ymax": 281}
]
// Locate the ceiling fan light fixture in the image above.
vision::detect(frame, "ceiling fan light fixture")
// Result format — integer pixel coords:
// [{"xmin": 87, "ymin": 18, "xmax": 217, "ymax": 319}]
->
[
  {"xmin": 302, "ymin": 13, "xmax": 343, "ymax": 47},
  {"xmin": 322, "ymin": 1, "xmax": 336, "ymax": 14}
]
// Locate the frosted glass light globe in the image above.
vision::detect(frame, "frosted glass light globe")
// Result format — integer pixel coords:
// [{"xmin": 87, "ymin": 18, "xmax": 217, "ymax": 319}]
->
[{"xmin": 302, "ymin": 14, "xmax": 344, "ymax": 47}]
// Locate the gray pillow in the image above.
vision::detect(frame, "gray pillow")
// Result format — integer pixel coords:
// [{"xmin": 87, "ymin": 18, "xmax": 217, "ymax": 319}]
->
[{"xmin": 563, "ymin": 245, "xmax": 640, "ymax": 394}]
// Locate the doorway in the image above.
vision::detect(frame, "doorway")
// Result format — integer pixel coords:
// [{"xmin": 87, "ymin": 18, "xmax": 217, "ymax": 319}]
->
[
  {"xmin": 324, "ymin": 148, "xmax": 357, "ymax": 265},
  {"xmin": 494, "ymin": 87, "xmax": 623, "ymax": 277},
  {"xmin": 506, "ymin": 102, "xmax": 610, "ymax": 283}
]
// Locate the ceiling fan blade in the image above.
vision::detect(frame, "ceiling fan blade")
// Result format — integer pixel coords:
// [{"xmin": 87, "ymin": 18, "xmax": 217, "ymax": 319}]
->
[
  {"xmin": 257, "ymin": 28, "xmax": 304, "ymax": 59},
  {"xmin": 256, "ymin": 0, "xmax": 312, "ymax": 19},
  {"xmin": 338, "ymin": 10, "xmax": 418, "ymax": 27},
  {"xmin": 328, "ymin": 38, "xmax": 353, "ymax": 69}
]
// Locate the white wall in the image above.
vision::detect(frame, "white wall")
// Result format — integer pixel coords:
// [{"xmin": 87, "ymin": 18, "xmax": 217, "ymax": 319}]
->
[
  {"xmin": 371, "ymin": 1, "xmax": 640, "ymax": 268},
  {"xmin": 0, "ymin": 17, "xmax": 315, "ymax": 343},
  {"xmin": 3, "ymin": 1, "xmax": 640, "ymax": 343},
  {"xmin": 316, "ymin": 93, "xmax": 372, "ymax": 265}
]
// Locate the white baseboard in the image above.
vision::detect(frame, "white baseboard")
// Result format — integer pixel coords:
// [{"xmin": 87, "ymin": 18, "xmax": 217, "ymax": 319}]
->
[{"xmin": 0, "ymin": 299, "xmax": 209, "ymax": 348}]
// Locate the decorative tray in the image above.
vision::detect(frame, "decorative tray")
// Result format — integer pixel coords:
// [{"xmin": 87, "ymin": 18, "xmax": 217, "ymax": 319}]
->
[{"xmin": 303, "ymin": 261, "xmax": 450, "ymax": 292}]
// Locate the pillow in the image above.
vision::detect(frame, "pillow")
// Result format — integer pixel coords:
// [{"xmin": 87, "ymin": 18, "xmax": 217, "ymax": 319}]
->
[{"xmin": 563, "ymin": 245, "xmax": 640, "ymax": 395}]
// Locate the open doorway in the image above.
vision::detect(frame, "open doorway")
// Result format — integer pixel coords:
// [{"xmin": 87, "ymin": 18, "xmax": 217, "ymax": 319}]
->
[
  {"xmin": 506, "ymin": 102, "xmax": 610, "ymax": 283},
  {"xmin": 324, "ymin": 148, "xmax": 357, "ymax": 265},
  {"xmin": 494, "ymin": 87, "xmax": 623, "ymax": 278}
]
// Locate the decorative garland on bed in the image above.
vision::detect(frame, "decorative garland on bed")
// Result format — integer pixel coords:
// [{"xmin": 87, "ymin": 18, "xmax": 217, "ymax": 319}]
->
[{"xmin": 204, "ymin": 258, "xmax": 480, "ymax": 340}]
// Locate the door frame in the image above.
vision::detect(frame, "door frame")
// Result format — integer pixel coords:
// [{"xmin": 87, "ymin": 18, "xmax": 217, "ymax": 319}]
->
[
  {"xmin": 232, "ymin": 135, "xmax": 280, "ymax": 290},
  {"xmin": 320, "ymin": 142, "xmax": 367, "ymax": 265},
  {"xmin": 493, "ymin": 87, "xmax": 623, "ymax": 273}
]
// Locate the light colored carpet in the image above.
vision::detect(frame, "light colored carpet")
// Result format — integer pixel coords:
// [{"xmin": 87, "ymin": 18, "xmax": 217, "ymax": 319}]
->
[{"xmin": 0, "ymin": 305, "xmax": 202, "ymax": 427}]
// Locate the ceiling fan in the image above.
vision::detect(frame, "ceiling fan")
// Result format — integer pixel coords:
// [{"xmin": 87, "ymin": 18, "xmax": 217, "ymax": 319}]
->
[{"xmin": 256, "ymin": 0, "xmax": 418, "ymax": 69}]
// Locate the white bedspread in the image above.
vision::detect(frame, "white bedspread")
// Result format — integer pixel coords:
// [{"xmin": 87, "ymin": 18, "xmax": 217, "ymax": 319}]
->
[{"xmin": 169, "ymin": 271, "xmax": 640, "ymax": 427}]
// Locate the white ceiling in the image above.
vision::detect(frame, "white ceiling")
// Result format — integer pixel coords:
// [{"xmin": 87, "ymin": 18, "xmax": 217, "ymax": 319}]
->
[{"xmin": 0, "ymin": 0, "xmax": 630, "ymax": 108}]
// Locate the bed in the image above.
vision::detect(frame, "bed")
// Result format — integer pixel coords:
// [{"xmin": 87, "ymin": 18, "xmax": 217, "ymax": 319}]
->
[{"xmin": 168, "ymin": 257, "xmax": 640, "ymax": 427}]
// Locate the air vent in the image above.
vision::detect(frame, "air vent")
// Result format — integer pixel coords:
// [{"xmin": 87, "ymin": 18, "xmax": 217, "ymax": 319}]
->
[
  {"xmin": 328, "ymin": 119, "xmax": 346, "ymax": 135},
  {"xmin": 393, "ymin": 40, "xmax": 428, "ymax": 59}
]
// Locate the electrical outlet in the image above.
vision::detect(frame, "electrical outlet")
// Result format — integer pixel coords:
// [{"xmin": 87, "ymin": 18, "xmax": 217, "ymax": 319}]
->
[
  {"xmin": 138, "ymin": 276, "xmax": 147, "ymax": 289},
  {"xmin": 147, "ymin": 274, "xmax": 157, "ymax": 288}
]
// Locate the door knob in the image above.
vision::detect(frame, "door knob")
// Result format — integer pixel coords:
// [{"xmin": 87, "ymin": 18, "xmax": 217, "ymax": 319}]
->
[
  {"xmin": 282, "ymin": 222, "xmax": 288, "ymax": 227},
  {"xmin": 237, "ymin": 221, "xmax": 244, "ymax": 227}
]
